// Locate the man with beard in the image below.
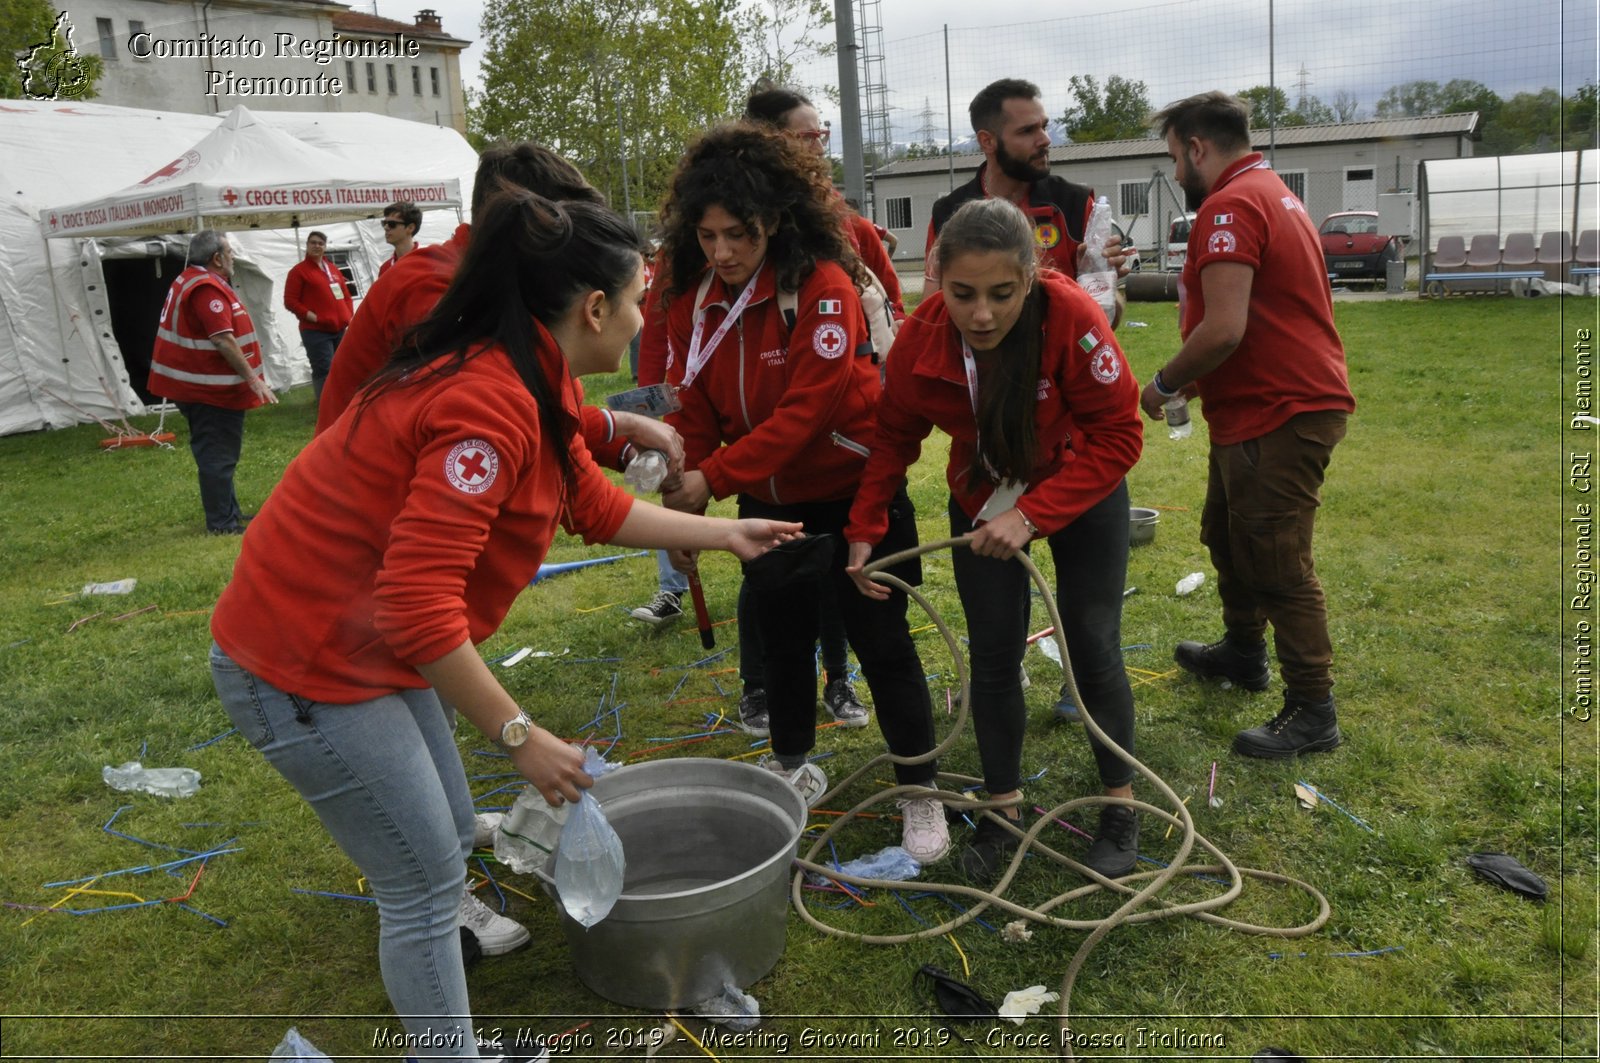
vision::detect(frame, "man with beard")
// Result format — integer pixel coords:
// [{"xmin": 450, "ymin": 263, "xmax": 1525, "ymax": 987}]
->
[
  {"xmin": 1138, "ymin": 90, "xmax": 1354, "ymax": 759},
  {"xmin": 925, "ymin": 78, "xmax": 1122, "ymax": 326}
]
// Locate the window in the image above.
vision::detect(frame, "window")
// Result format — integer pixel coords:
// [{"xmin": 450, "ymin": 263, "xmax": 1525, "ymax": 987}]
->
[
  {"xmin": 1279, "ymin": 170, "xmax": 1307, "ymax": 202},
  {"xmin": 345, "ymin": 61, "xmax": 357, "ymax": 91},
  {"xmin": 1346, "ymin": 169, "xmax": 1374, "ymax": 183},
  {"xmin": 411, "ymin": 66, "xmax": 421, "ymax": 95},
  {"xmin": 128, "ymin": 20, "xmax": 147, "ymax": 59},
  {"xmin": 386, "ymin": 64, "xmax": 397, "ymax": 95},
  {"xmin": 96, "ymin": 17, "xmax": 116, "ymax": 58},
  {"xmin": 430, "ymin": 67, "xmax": 440, "ymax": 96},
  {"xmin": 884, "ymin": 196, "xmax": 912, "ymax": 231},
  {"xmin": 1118, "ymin": 180, "xmax": 1150, "ymax": 217},
  {"xmin": 366, "ymin": 62, "xmax": 376, "ymax": 93}
]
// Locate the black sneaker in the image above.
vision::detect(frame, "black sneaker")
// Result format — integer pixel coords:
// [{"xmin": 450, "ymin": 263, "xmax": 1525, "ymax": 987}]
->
[
  {"xmin": 1174, "ymin": 635, "xmax": 1272, "ymax": 691},
  {"xmin": 1082, "ymin": 804, "xmax": 1139, "ymax": 878},
  {"xmin": 821, "ymin": 677, "xmax": 869, "ymax": 728},
  {"xmin": 958, "ymin": 812, "xmax": 1024, "ymax": 884},
  {"xmin": 629, "ymin": 590, "xmax": 683, "ymax": 627},
  {"xmin": 734, "ymin": 688, "xmax": 770, "ymax": 737},
  {"xmin": 1233, "ymin": 694, "xmax": 1341, "ymax": 758}
]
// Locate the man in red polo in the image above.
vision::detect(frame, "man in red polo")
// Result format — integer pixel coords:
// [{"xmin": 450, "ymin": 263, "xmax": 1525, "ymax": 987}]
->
[
  {"xmin": 1139, "ymin": 90, "xmax": 1356, "ymax": 759},
  {"xmin": 283, "ymin": 230, "xmax": 353, "ymax": 400},
  {"xmin": 150, "ymin": 230, "xmax": 277, "ymax": 534},
  {"xmin": 378, "ymin": 200, "xmax": 421, "ymax": 277}
]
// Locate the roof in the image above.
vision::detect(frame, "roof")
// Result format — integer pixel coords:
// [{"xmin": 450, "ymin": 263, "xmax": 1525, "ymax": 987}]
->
[
  {"xmin": 332, "ymin": 10, "xmax": 470, "ymax": 48},
  {"xmin": 873, "ymin": 112, "xmax": 1481, "ymax": 179}
]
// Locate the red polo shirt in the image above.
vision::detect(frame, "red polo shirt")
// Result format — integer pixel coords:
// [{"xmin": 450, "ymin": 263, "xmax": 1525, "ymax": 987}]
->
[
  {"xmin": 1181, "ymin": 153, "xmax": 1354, "ymax": 445},
  {"xmin": 283, "ymin": 255, "xmax": 354, "ymax": 334}
]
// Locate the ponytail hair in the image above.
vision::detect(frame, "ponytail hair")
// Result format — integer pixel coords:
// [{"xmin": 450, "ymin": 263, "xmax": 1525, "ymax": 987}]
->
[
  {"xmin": 357, "ymin": 184, "xmax": 644, "ymax": 489},
  {"xmin": 934, "ymin": 198, "xmax": 1044, "ymax": 487}
]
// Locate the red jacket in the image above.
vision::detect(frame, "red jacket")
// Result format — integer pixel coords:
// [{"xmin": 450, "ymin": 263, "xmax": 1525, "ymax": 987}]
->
[
  {"xmin": 846, "ymin": 272, "xmax": 1142, "ymax": 545},
  {"xmin": 313, "ymin": 223, "xmax": 628, "ymax": 468},
  {"xmin": 845, "ymin": 210, "xmax": 903, "ymax": 314},
  {"xmin": 1181, "ymin": 153, "xmax": 1354, "ymax": 445},
  {"xmin": 283, "ymin": 255, "xmax": 354, "ymax": 334},
  {"xmin": 148, "ymin": 265, "xmax": 267, "ymax": 410},
  {"xmin": 666, "ymin": 259, "xmax": 879, "ymax": 505},
  {"xmin": 212, "ymin": 329, "xmax": 636, "ymax": 703}
]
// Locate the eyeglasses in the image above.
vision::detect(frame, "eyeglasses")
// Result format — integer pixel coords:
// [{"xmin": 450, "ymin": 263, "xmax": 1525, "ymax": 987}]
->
[
  {"xmin": 380, "ymin": 220, "xmax": 406, "ymax": 229},
  {"xmin": 796, "ymin": 128, "xmax": 830, "ymax": 143}
]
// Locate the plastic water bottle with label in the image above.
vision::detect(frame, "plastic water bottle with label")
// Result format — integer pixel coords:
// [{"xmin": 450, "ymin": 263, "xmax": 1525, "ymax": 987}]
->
[{"xmin": 1077, "ymin": 196, "xmax": 1119, "ymax": 320}]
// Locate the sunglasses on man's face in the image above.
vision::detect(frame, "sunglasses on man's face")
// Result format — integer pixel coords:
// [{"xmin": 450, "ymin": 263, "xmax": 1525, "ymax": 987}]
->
[{"xmin": 381, "ymin": 220, "xmax": 406, "ymax": 229}]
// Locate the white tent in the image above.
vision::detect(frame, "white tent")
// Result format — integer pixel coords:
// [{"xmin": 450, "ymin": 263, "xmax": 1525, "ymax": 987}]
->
[{"xmin": 0, "ymin": 100, "xmax": 478, "ymax": 436}]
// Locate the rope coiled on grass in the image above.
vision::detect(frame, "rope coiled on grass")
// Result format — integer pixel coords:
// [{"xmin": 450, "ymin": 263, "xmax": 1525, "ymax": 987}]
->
[{"xmin": 788, "ymin": 536, "xmax": 1331, "ymax": 1061}]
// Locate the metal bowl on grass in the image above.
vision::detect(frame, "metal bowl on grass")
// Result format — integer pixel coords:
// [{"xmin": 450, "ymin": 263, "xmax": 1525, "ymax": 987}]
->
[{"xmin": 1129, "ymin": 507, "xmax": 1160, "ymax": 545}]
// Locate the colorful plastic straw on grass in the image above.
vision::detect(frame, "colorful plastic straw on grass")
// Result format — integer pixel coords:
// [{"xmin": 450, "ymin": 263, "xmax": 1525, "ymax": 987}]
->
[
  {"xmin": 528, "ymin": 551, "xmax": 648, "ymax": 585},
  {"xmin": 1296, "ymin": 779, "xmax": 1375, "ymax": 832}
]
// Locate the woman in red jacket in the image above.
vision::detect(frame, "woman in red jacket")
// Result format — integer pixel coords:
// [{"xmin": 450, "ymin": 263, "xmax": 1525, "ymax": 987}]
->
[
  {"xmin": 209, "ymin": 189, "xmax": 799, "ymax": 1058},
  {"xmin": 845, "ymin": 197, "xmax": 1145, "ymax": 884},
  {"xmin": 657, "ymin": 122, "xmax": 948, "ymax": 864}
]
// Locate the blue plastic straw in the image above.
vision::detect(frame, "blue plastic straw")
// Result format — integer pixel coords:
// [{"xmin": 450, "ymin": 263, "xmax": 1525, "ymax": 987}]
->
[{"xmin": 1297, "ymin": 780, "xmax": 1375, "ymax": 832}]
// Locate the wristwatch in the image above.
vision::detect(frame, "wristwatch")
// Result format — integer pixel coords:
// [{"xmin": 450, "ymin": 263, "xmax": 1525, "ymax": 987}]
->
[{"xmin": 495, "ymin": 710, "xmax": 533, "ymax": 749}]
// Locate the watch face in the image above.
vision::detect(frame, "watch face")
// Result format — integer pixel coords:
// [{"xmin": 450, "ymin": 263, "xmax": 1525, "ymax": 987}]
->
[{"xmin": 501, "ymin": 716, "xmax": 531, "ymax": 747}]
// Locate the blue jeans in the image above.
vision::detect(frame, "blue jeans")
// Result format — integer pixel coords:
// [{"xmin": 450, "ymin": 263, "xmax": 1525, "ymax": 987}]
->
[
  {"xmin": 301, "ymin": 328, "xmax": 343, "ymax": 402},
  {"xmin": 209, "ymin": 644, "xmax": 484, "ymax": 1057},
  {"xmin": 656, "ymin": 548, "xmax": 689, "ymax": 595},
  {"xmin": 175, "ymin": 401, "xmax": 245, "ymax": 532}
]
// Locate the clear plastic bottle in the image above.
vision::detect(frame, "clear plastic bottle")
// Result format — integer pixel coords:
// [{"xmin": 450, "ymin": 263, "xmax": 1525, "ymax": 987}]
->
[
  {"xmin": 102, "ymin": 761, "xmax": 201, "ymax": 797},
  {"xmin": 1164, "ymin": 396, "xmax": 1193, "ymax": 440},
  {"xmin": 623, "ymin": 449, "xmax": 669, "ymax": 493},
  {"xmin": 1176, "ymin": 572, "xmax": 1206, "ymax": 596},
  {"xmin": 1078, "ymin": 196, "xmax": 1119, "ymax": 319}
]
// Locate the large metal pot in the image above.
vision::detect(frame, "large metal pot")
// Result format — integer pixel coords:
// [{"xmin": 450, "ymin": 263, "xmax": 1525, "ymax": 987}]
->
[{"xmin": 533, "ymin": 758, "xmax": 807, "ymax": 1009}]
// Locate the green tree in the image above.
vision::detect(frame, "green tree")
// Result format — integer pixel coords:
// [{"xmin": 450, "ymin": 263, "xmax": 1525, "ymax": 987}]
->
[
  {"xmin": 1294, "ymin": 95, "xmax": 1336, "ymax": 125},
  {"xmin": 1060, "ymin": 75, "xmax": 1152, "ymax": 142},
  {"xmin": 1479, "ymin": 88, "xmax": 1561, "ymax": 154},
  {"xmin": 1374, "ymin": 78, "xmax": 1502, "ymax": 124},
  {"xmin": 744, "ymin": 0, "xmax": 834, "ymax": 98},
  {"xmin": 1237, "ymin": 85, "xmax": 1304, "ymax": 127},
  {"xmin": 2, "ymin": 1, "xmax": 103, "ymax": 100},
  {"xmin": 477, "ymin": 0, "xmax": 750, "ymax": 213},
  {"xmin": 1566, "ymin": 83, "xmax": 1598, "ymax": 150}
]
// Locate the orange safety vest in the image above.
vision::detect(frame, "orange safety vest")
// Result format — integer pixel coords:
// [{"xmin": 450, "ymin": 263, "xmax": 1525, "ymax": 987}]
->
[{"xmin": 149, "ymin": 266, "xmax": 266, "ymax": 410}]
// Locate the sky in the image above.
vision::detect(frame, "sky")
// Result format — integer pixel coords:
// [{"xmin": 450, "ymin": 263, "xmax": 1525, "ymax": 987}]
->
[{"xmin": 379, "ymin": 0, "xmax": 1591, "ymax": 145}]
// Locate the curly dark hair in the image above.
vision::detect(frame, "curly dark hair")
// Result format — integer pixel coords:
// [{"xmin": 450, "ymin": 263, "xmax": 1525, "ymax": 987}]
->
[{"xmin": 657, "ymin": 121, "xmax": 865, "ymax": 304}]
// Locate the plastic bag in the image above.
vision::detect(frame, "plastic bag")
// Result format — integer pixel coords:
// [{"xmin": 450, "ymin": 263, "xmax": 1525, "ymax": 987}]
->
[
  {"xmin": 623, "ymin": 449, "xmax": 670, "ymax": 493},
  {"xmin": 692, "ymin": 981, "xmax": 762, "ymax": 1032},
  {"xmin": 553, "ymin": 791, "xmax": 626, "ymax": 928},
  {"xmin": 1176, "ymin": 572, "xmax": 1206, "ymax": 595},
  {"xmin": 807, "ymin": 845, "xmax": 921, "ymax": 884},
  {"xmin": 269, "ymin": 1026, "xmax": 332, "ymax": 1061},
  {"xmin": 102, "ymin": 760, "xmax": 200, "ymax": 797}
]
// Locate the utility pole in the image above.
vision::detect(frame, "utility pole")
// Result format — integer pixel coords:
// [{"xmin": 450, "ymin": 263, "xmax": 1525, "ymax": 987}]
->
[{"xmin": 833, "ymin": 0, "xmax": 864, "ymax": 206}]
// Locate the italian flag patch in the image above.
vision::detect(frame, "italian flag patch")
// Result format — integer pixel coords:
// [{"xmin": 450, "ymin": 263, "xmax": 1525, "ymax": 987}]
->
[
  {"xmin": 1078, "ymin": 327, "xmax": 1103, "ymax": 354},
  {"xmin": 1214, "ymin": 212, "xmax": 1233, "ymax": 225},
  {"xmin": 818, "ymin": 298, "xmax": 843, "ymax": 315}
]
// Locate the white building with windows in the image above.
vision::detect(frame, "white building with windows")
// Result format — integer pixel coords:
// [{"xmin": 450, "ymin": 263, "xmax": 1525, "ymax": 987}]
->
[
  {"xmin": 869, "ymin": 114, "xmax": 1481, "ymax": 268},
  {"xmin": 72, "ymin": 1, "xmax": 470, "ymax": 133}
]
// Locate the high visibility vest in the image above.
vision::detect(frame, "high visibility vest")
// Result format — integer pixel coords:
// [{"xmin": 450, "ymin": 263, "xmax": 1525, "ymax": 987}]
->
[{"xmin": 149, "ymin": 266, "xmax": 265, "ymax": 409}]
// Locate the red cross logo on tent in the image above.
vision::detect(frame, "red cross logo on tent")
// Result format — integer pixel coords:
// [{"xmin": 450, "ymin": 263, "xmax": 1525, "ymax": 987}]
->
[
  {"xmin": 222, "ymin": 188, "xmax": 239, "ymax": 207},
  {"xmin": 48, "ymin": 212, "xmax": 57, "ymax": 228},
  {"xmin": 140, "ymin": 151, "xmax": 199, "ymax": 185},
  {"xmin": 444, "ymin": 439, "xmax": 499, "ymax": 494},
  {"xmin": 812, "ymin": 321, "xmax": 848, "ymax": 360},
  {"xmin": 1089, "ymin": 345, "xmax": 1121, "ymax": 385}
]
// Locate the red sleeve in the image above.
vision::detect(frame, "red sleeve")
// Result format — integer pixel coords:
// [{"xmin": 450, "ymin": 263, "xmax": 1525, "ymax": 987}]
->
[
  {"xmin": 1015, "ymin": 289, "xmax": 1144, "ymax": 535},
  {"xmin": 370, "ymin": 388, "xmax": 538, "ymax": 667},
  {"xmin": 283, "ymin": 263, "xmax": 311, "ymax": 321},
  {"xmin": 187, "ymin": 279, "xmax": 236, "ymax": 336},
  {"xmin": 850, "ymin": 214, "xmax": 903, "ymax": 313},
  {"xmin": 315, "ymin": 261, "xmax": 450, "ymax": 435},
  {"xmin": 577, "ymin": 399, "xmax": 630, "ymax": 472},
  {"xmin": 697, "ymin": 269, "xmax": 866, "ymax": 499},
  {"xmin": 845, "ymin": 317, "xmax": 938, "ymax": 545},
  {"xmin": 560, "ymin": 419, "xmax": 638, "ymax": 539},
  {"xmin": 637, "ymin": 280, "xmax": 670, "ymax": 387},
  {"xmin": 923, "ymin": 219, "xmax": 941, "ymax": 286}
]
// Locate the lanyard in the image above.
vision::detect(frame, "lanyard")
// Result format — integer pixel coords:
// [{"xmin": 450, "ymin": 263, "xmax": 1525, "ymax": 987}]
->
[
  {"xmin": 679, "ymin": 265, "xmax": 762, "ymax": 392},
  {"xmin": 960, "ymin": 337, "xmax": 1004, "ymax": 483}
]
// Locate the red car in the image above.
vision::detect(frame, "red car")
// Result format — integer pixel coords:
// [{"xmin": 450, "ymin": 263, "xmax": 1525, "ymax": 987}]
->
[{"xmin": 1320, "ymin": 211, "xmax": 1404, "ymax": 279}]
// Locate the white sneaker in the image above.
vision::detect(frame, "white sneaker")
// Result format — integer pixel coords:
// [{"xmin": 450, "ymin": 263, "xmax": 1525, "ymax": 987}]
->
[
  {"xmin": 472, "ymin": 812, "xmax": 503, "ymax": 849},
  {"xmin": 459, "ymin": 888, "xmax": 530, "ymax": 956},
  {"xmin": 758, "ymin": 755, "xmax": 829, "ymax": 808},
  {"xmin": 897, "ymin": 791, "xmax": 951, "ymax": 864},
  {"xmin": 629, "ymin": 590, "xmax": 683, "ymax": 627}
]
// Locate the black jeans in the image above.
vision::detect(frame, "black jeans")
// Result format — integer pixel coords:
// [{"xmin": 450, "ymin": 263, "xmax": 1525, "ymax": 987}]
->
[
  {"xmin": 175, "ymin": 401, "xmax": 246, "ymax": 531},
  {"xmin": 738, "ymin": 490, "xmax": 936, "ymax": 786},
  {"xmin": 949, "ymin": 480, "xmax": 1136, "ymax": 792},
  {"xmin": 736, "ymin": 577, "xmax": 850, "ymax": 689}
]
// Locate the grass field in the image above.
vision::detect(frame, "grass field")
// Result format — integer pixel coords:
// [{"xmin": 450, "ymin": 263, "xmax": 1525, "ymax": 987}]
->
[{"xmin": 0, "ymin": 297, "xmax": 1594, "ymax": 1060}]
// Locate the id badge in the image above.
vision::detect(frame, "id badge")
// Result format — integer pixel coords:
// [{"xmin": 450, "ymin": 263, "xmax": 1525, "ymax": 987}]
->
[
  {"xmin": 330, "ymin": 283, "xmax": 345, "ymax": 300},
  {"xmin": 974, "ymin": 479, "xmax": 1027, "ymax": 524},
  {"xmin": 605, "ymin": 383, "xmax": 682, "ymax": 418}
]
